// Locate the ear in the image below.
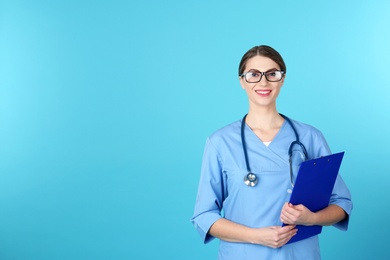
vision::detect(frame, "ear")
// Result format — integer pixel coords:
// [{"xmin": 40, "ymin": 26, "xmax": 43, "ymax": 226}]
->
[
  {"xmin": 239, "ymin": 76, "xmax": 245, "ymax": 89},
  {"xmin": 280, "ymin": 75, "xmax": 286, "ymax": 87}
]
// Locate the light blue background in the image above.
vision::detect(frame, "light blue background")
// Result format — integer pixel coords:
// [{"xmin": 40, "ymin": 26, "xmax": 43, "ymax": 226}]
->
[{"xmin": 1, "ymin": 0, "xmax": 389, "ymax": 259}]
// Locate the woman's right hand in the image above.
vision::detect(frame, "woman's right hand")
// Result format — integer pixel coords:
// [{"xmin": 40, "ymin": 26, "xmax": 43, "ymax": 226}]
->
[
  {"xmin": 252, "ymin": 225, "xmax": 297, "ymax": 248},
  {"xmin": 209, "ymin": 218, "xmax": 297, "ymax": 248}
]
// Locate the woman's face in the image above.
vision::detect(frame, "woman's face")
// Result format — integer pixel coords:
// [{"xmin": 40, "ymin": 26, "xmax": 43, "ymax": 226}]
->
[{"xmin": 239, "ymin": 55, "xmax": 285, "ymax": 109}]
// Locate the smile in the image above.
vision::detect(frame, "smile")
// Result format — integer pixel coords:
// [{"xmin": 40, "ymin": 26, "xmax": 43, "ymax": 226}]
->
[{"xmin": 255, "ymin": 90, "xmax": 271, "ymax": 95}]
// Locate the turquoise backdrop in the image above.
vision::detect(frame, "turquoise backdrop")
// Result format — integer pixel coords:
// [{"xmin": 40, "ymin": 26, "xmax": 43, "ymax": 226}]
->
[{"xmin": 1, "ymin": 0, "xmax": 389, "ymax": 259}]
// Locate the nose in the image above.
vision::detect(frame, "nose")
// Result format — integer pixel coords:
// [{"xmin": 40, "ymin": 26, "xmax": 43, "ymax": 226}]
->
[{"xmin": 258, "ymin": 73, "xmax": 268, "ymax": 85}]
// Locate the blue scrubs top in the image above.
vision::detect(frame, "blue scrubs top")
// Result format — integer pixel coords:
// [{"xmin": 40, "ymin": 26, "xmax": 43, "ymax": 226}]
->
[{"xmin": 191, "ymin": 118, "xmax": 353, "ymax": 260}]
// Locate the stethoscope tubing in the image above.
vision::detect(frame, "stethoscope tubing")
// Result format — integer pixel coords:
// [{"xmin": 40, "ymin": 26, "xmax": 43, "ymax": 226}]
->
[{"xmin": 241, "ymin": 113, "xmax": 309, "ymax": 187}]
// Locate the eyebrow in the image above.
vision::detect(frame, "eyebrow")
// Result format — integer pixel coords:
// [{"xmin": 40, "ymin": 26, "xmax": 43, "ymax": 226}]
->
[{"xmin": 247, "ymin": 68, "xmax": 280, "ymax": 72}]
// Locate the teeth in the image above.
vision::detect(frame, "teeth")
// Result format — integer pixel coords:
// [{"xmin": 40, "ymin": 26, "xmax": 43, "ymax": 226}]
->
[{"xmin": 257, "ymin": 90, "xmax": 270, "ymax": 94}]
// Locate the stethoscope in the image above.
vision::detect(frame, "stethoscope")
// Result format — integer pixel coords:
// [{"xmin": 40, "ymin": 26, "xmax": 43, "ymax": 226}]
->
[{"xmin": 241, "ymin": 114, "xmax": 309, "ymax": 187}]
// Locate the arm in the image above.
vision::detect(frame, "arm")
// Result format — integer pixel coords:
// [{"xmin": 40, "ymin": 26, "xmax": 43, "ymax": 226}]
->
[
  {"xmin": 280, "ymin": 203, "xmax": 346, "ymax": 226},
  {"xmin": 285, "ymin": 128, "xmax": 352, "ymax": 229},
  {"xmin": 191, "ymin": 138, "xmax": 298, "ymax": 247},
  {"xmin": 209, "ymin": 218, "xmax": 297, "ymax": 248}
]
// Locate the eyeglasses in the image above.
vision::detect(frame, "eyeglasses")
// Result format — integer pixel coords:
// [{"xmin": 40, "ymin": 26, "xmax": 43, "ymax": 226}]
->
[{"xmin": 240, "ymin": 70, "xmax": 285, "ymax": 83}]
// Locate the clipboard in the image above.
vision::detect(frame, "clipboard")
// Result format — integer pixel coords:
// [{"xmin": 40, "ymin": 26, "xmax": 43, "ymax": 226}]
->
[{"xmin": 284, "ymin": 152, "xmax": 345, "ymax": 244}]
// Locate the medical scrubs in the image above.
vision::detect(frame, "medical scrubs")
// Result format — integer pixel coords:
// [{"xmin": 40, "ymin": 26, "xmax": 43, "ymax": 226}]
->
[{"xmin": 191, "ymin": 118, "xmax": 353, "ymax": 260}]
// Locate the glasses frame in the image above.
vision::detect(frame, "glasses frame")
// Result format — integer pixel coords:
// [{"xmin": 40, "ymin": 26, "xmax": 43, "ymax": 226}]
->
[{"xmin": 240, "ymin": 70, "xmax": 285, "ymax": 83}]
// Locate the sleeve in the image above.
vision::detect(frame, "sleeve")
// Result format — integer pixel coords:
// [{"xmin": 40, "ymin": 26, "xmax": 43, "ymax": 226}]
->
[
  {"xmin": 190, "ymin": 138, "xmax": 225, "ymax": 244},
  {"xmin": 313, "ymin": 131, "xmax": 353, "ymax": 231},
  {"xmin": 329, "ymin": 175, "xmax": 353, "ymax": 230}
]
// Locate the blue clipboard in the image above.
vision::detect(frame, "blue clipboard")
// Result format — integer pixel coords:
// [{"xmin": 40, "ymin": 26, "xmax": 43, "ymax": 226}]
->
[{"xmin": 285, "ymin": 152, "xmax": 345, "ymax": 244}]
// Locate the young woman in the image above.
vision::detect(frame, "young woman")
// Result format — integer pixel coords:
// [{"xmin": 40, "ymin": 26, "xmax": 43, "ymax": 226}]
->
[{"xmin": 191, "ymin": 45, "xmax": 352, "ymax": 259}]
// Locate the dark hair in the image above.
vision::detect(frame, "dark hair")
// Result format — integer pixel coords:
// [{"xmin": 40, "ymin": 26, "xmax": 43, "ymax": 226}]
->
[{"xmin": 238, "ymin": 45, "xmax": 286, "ymax": 76}]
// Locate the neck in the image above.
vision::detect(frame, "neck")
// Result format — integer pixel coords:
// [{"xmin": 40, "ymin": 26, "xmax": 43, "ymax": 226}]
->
[{"xmin": 246, "ymin": 107, "xmax": 283, "ymax": 130}]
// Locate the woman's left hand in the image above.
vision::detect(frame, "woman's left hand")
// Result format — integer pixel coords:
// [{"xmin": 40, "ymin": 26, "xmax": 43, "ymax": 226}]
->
[{"xmin": 280, "ymin": 202, "xmax": 315, "ymax": 226}]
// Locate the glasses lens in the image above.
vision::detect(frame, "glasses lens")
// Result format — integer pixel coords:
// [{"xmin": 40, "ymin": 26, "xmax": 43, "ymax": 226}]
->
[
  {"xmin": 245, "ymin": 71, "xmax": 261, "ymax": 83},
  {"xmin": 265, "ymin": 71, "xmax": 283, "ymax": 82}
]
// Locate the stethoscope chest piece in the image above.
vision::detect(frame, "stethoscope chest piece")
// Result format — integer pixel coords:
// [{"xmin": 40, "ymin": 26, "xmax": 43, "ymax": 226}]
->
[{"xmin": 244, "ymin": 173, "xmax": 258, "ymax": 187}]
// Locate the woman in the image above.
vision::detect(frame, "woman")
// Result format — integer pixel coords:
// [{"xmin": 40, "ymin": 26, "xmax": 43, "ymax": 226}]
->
[{"xmin": 191, "ymin": 45, "xmax": 352, "ymax": 259}]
